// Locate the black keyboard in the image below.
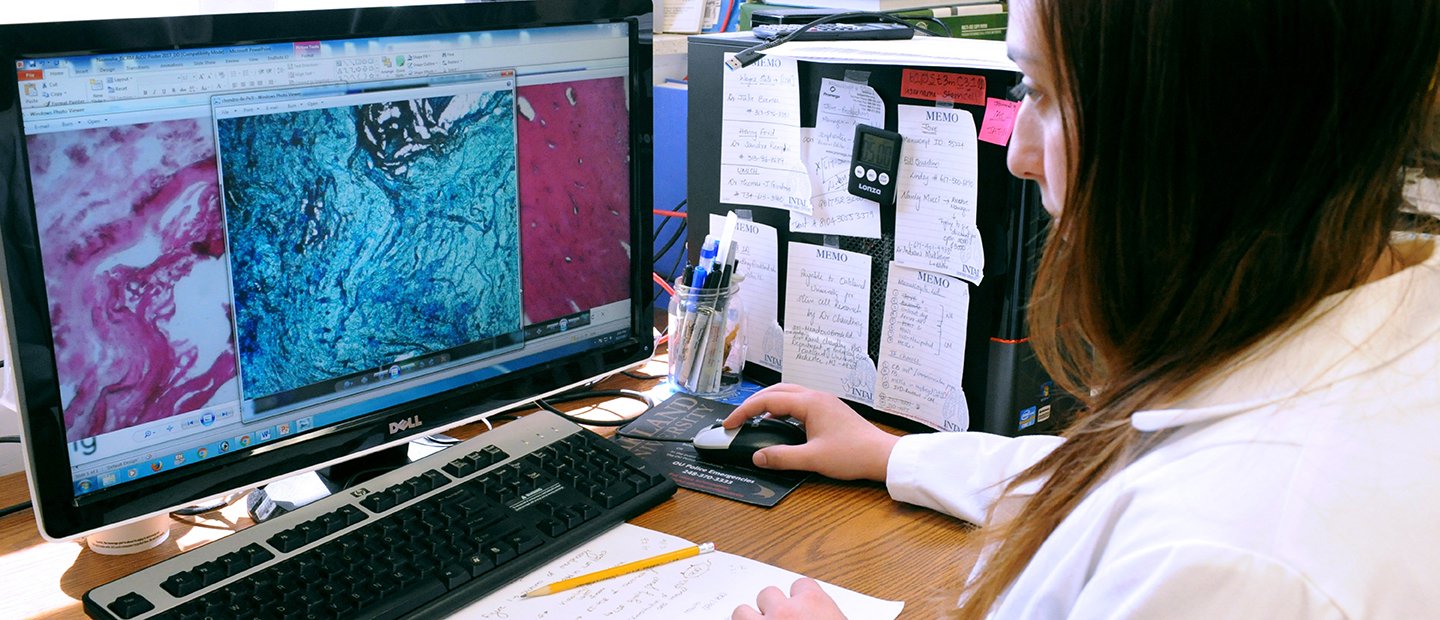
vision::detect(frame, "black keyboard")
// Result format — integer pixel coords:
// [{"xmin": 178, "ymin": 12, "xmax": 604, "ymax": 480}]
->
[{"xmin": 83, "ymin": 411, "xmax": 677, "ymax": 620}]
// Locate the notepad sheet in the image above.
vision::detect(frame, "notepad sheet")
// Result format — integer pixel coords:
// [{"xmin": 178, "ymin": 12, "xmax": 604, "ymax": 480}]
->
[{"xmin": 446, "ymin": 523, "xmax": 903, "ymax": 619}]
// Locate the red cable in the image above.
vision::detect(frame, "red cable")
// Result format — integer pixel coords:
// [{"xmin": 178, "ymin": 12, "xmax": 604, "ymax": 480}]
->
[
  {"xmin": 652, "ymin": 272, "xmax": 677, "ymax": 297},
  {"xmin": 652, "ymin": 209, "xmax": 688, "ymax": 218},
  {"xmin": 720, "ymin": 0, "xmax": 738, "ymax": 33}
]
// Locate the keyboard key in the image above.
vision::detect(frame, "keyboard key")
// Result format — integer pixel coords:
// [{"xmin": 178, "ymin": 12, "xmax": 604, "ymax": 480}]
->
[{"xmin": 106, "ymin": 592, "xmax": 154, "ymax": 619}]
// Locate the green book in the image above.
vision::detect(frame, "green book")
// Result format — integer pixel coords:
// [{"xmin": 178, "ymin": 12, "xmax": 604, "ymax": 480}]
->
[{"xmin": 738, "ymin": 1, "xmax": 1007, "ymax": 40}]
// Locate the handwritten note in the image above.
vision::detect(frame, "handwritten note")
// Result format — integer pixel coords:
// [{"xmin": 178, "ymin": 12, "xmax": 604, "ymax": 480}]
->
[
  {"xmin": 875, "ymin": 264, "xmax": 971, "ymax": 431},
  {"xmin": 448, "ymin": 524, "xmax": 904, "ymax": 620},
  {"xmin": 782, "ymin": 243, "xmax": 876, "ymax": 406},
  {"xmin": 978, "ymin": 97, "xmax": 1020, "ymax": 146},
  {"xmin": 719, "ymin": 54, "xmax": 812, "ymax": 214},
  {"xmin": 900, "ymin": 69, "xmax": 986, "ymax": 105},
  {"xmin": 791, "ymin": 78, "xmax": 885, "ymax": 238},
  {"xmin": 893, "ymin": 104, "xmax": 985, "ymax": 285},
  {"xmin": 658, "ymin": 0, "xmax": 705, "ymax": 33},
  {"xmin": 710, "ymin": 214, "xmax": 783, "ymax": 370}
]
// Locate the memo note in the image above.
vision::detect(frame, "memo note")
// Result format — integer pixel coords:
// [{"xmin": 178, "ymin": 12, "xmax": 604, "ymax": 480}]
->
[
  {"xmin": 893, "ymin": 104, "xmax": 985, "ymax": 285},
  {"xmin": 709, "ymin": 214, "xmax": 784, "ymax": 371},
  {"xmin": 876, "ymin": 264, "xmax": 971, "ymax": 431},
  {"xmin": 719, "ymin": 54, "xmax": 812, "ymax": 214},
  {"xmin": 449, "ymin": 524, "xmax": 903, "ymax": 620},
  {"xmin": 791, "ymin": 78, "xmax": 885, "ymax": 238},
  {"xmin": 782, "ymin": 243, "xmax": 876, "ymax": 406}
]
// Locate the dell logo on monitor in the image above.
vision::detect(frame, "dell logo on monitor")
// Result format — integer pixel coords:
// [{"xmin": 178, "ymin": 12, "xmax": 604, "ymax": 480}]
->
[{"xmin": 389, "ymin": 416, "xmax": 424, "ymax": 435}]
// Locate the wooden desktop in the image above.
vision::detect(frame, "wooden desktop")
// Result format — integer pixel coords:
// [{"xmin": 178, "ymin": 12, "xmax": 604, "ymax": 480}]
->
[{"xmin": 0, "ymin": 359, "xmax": 974, "ymax": 619}]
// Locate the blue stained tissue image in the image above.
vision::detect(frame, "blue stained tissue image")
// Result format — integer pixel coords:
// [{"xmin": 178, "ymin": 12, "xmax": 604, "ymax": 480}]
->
[{"xmin": 218, "ymin": 89, "xmax": 522, "ymax": 400}]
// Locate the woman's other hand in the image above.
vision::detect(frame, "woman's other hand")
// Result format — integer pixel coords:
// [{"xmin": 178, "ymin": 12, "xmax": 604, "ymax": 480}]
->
[{"xmin": 732, "ymin": 578, "xmax": 847, "ymax": 620}]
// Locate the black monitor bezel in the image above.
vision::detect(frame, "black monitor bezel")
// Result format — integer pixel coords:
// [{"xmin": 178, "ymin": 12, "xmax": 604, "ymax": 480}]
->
[{"xmin": 0, "ymin": 0, "xmax": 653, "ymax": 541}]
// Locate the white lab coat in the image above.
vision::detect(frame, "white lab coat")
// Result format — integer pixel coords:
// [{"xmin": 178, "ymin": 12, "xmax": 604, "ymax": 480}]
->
[{"xmin": 886, "ymin": 239, "xmax": 1440, "ymax": 618}]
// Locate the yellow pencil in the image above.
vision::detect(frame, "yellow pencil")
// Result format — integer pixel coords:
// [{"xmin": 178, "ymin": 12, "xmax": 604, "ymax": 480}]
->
[{"xmin": 521, "ymin": 542, "xmax": 716, "ymax": 598}]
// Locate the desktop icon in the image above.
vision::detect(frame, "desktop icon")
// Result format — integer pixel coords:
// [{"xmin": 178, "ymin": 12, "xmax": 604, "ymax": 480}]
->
[
  {"xmin": 278, "ymin": 423, "xmax": 291, "ymax": 436},
  {"xmin": 296, "ymin": 418, "xmax": 312, "ymax": 431},
  {"xmin": 197, "ymin": 447, "xmax": 209, "ymax": 459},
  {"xmin": 78, "ymin": 479, "xmax": 92, "ymax": 492},
  {"xmin": 100, "ymin": 473, "xmax": 117, "ymax": 486},
  {"xmin": 174, "ymin": 453, "xmax": 186, "ymax": 465},
  {"xmin": 239, "ymin": 434, "xmax": 251, "ymax": 447},
  {"xmin": 150, "ymin": 461, "xmax": 163, "ymax": 472},
  {"xmin": 127, "ymin": 468, "xmax": 139, "ymax": 479},
  {"xmin": 258, "ymin": 429, "xmax": 273, "ymax": 441},
  {"xmin": 220, "ymin": 440, "xmax": 231, "ymax": 453}
]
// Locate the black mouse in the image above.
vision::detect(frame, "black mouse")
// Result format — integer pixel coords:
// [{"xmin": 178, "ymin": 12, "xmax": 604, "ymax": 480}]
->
[{"xmin": 691, "ymin": 417, "xmax": 806, "ymax": 466}]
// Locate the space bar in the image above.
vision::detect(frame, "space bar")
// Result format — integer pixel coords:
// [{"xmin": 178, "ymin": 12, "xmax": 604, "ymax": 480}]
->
[{"xmin": 368, "ymin": 577, "xmax": 447, "ymax": 620}]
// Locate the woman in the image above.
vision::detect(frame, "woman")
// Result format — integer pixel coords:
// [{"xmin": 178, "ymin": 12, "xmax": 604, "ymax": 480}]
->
[{"xmin": 729, "ymin": 0, "xmax": 1440, "ymax": 618}]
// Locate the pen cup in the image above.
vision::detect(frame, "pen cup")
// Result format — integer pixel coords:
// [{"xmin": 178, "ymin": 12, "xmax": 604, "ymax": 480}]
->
[{"xmin": 667, "ymin": 276, "xmax": 746, "ymax": 398}]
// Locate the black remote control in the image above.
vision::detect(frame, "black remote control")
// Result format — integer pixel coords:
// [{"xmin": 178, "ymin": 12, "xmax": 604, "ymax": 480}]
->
[{"xmin": 752, "ymin": 22, "xmax": 915, "ymax": 42}]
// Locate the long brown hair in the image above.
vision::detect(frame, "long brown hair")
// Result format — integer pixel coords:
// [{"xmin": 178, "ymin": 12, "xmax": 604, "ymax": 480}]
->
[{"xmin": 958, "ymin": 0, "xmax": 1440, "ymax": 615}]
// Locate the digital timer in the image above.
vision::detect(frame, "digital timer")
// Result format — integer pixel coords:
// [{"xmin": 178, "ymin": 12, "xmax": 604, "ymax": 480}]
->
[{"xmin": 848, "ymin": 124, "xmax": 903, "ymax": 206}]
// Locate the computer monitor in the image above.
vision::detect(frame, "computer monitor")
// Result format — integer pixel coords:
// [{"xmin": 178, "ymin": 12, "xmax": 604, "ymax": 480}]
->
[{"xmin": 0, "ymin": 0, "xmax": 653, "ymax": 541}]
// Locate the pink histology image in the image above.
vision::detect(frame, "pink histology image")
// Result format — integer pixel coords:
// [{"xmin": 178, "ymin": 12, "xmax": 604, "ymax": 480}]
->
[
  {"xmin": 27, "ymin": 120, "xmax": 239, "ymax": 442},
  {"xmin": 516, "ymin": 77, "xmax": 632, "ymax": 324}
]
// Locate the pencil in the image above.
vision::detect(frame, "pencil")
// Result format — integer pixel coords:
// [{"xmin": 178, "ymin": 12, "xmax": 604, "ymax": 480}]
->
[{"xmin": 521, "ymin": 542, "xmax": 716, "ymax": 598}]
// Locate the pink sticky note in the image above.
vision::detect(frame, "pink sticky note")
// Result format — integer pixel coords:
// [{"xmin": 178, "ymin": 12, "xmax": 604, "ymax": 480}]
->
[{"xmin": 978, "ymin": 98, "xmax": 1020, "ymax": 146}]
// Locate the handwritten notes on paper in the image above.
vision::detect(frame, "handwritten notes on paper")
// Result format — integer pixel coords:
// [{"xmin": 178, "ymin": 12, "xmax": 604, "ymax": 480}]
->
[
  {"xmin": 791, "ymin": 78, "xmax": 885, "ymax": 238},
  {"xmin": 782, "ymin": 243, "xmax": 876, "ymax": 406},
  {"xmin": 876, "ymin": 264, "xmax": 971, "ymax": 431},
  {"xmin": 449, "ymin": 524, "xmax": 904, "ymax": 620},
  {"xmin": 978, "ymin": 97, "xmax": 1020, "ymax": 146},
  {"xmin": 899, "ymin": 69, "xmax": 986, "ymax": 106},
  {"xmin": 894, "ymin": 104, "xmax": 985, "ymax": 285},
  {"xmin": 719, "ymin": 54, "xmax": 812, "ymax": 214},
  {"xmin": 709, "ymin": 214, "xmax": 784, "ymax": 370}
]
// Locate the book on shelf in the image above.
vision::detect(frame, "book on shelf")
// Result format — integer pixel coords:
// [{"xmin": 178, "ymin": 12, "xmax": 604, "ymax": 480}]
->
[{"xmin": 739, "ymin": 1, "xmax": 1007, "ymax": 40}]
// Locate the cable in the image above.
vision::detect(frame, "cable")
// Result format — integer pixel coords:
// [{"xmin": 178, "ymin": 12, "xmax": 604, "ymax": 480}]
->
[
  {"xmin": 719, "ymin": 0, "xmax": 739, "ymax": 33},
  {"xmin": 532, "ymin": 388, "xmax": 657, "ymax": 427},
  {"xmin": 622, "ymin": 370, "xmax": 666, "ymax": 381},
  {"xmin": 727, "ymin": 11, "xmax": 942, "ymax": 71},
  {"xmin": 0, "ymin": 500, "xmax": 31, "ymax": 520},
  {"xmin": 614, "ymin": 432, "xmax": 695, "ymax": 443},
  {"xmin": 0, "ymin": 436, "xmax": 18, "ymax": 443}
]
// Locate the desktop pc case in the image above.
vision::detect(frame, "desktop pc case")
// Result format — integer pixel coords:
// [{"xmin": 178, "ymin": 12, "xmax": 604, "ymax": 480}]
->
[{"xmin": 685, "ymin": 33, "xmax": 1068, "ymax": 437}]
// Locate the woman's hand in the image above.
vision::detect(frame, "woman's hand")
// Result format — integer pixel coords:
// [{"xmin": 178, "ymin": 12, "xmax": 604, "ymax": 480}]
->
[
  {"xmin": 732, "ymin": 578, "xmax": 847, "ymax": 620},
  {"xmin": 723, "ymin": 384, "xmax": 899, "ymax": 481}
]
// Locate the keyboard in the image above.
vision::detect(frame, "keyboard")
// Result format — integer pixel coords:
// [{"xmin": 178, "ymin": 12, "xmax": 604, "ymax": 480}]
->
[{"xmin": 83, "ymin": 411, "xmax": 677, "ymax": 620}]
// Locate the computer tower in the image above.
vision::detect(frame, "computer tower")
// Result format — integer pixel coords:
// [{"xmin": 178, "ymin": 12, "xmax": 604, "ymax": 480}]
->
[{"xmin": 684, "ymin": 33, "xmax": 1070, "ymax": 436}]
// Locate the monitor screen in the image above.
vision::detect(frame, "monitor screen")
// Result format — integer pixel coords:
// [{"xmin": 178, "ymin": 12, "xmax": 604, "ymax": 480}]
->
[{"xmin": 0, "ymin": 1, "xmax": 652, "ymax": 541}]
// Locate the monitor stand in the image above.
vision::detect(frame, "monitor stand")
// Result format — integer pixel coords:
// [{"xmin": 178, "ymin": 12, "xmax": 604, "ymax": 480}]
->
[
  {"xmin": 245, "ymin": 438, "xmax": 451, "ymax": 522},
  {"xmin": 85, "ymin": 513, "xmax": 171, "ymax": 555}
]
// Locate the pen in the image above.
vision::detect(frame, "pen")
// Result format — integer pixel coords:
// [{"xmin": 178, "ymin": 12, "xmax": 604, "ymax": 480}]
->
[{"xmin": 522, "ymin": 542, "xmax": 716, "ymax": 598}]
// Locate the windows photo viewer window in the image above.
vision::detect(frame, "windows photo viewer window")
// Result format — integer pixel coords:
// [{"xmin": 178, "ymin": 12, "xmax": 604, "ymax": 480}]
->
[{"xmin": 0, "ymin": 1, "xmax": 653, "ymax": 542}]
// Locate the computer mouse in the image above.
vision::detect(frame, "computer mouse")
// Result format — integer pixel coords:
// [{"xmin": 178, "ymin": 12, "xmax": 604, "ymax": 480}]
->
[{"xmin": 691, "ymin": 417, "xmax": 807, "ymax": 466}]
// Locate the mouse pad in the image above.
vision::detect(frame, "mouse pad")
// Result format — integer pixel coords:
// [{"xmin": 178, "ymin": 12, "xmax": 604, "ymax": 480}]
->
[{"xmin": 613, "ymin": 393, "xmax": 809, "ymax": 507}]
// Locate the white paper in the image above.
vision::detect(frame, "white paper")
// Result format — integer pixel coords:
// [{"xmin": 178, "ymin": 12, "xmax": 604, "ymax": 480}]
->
[
  {"xmin": 709, "ymin": 214, "xmax": 783, "ymax": 371},
  {"xmin": 719, "ymin": 54, "xmax": 812, "ymax": 214},
  {"xmin": 763, "ymin": 37, "xmax": 1018, "ymax": 72},
  {"xmin": 657, "ymin": 0, "xmax": 705, "ymax": 34},
  {"xmin": 790, "ymin": 78, "xmax": 885, "ymax": 238},
  {"xmin": 894, "ymin": 104, "xmax": 985, "ymax": 284},
  {"xmin": 875, "ymin": 264, "xmax": 972, "ymax": 431},
  {"xmin": 782, "ymin": 243, "xmax": 876, "ymax": 406},
  {"xmin": 447, "ymin": 523, "xmax": 904, "ymax": 620}
]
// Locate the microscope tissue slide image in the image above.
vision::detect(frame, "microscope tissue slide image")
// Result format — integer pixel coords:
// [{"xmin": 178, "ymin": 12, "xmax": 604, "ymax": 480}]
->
[
  {"xmin": 515, "ymin": 77, "xmax": 632, "ymax": 324},
  {"xmin": 219, "ymin": 91, "xmax": 523, "ymax": 400},
  {"xmin": 27, "ymin": 120, "xmax": 239, "ymax": 442}
]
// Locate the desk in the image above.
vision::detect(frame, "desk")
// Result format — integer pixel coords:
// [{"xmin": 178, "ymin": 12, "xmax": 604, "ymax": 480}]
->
[{"xmin": 0, "ymin": 360, "xmax": 975, "ymax": 619}]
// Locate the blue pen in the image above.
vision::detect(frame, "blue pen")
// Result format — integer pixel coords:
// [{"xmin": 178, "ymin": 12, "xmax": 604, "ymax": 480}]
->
[{"xmin": 692, "ymin": 238, "xmax": 719, "ymax": 290}]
